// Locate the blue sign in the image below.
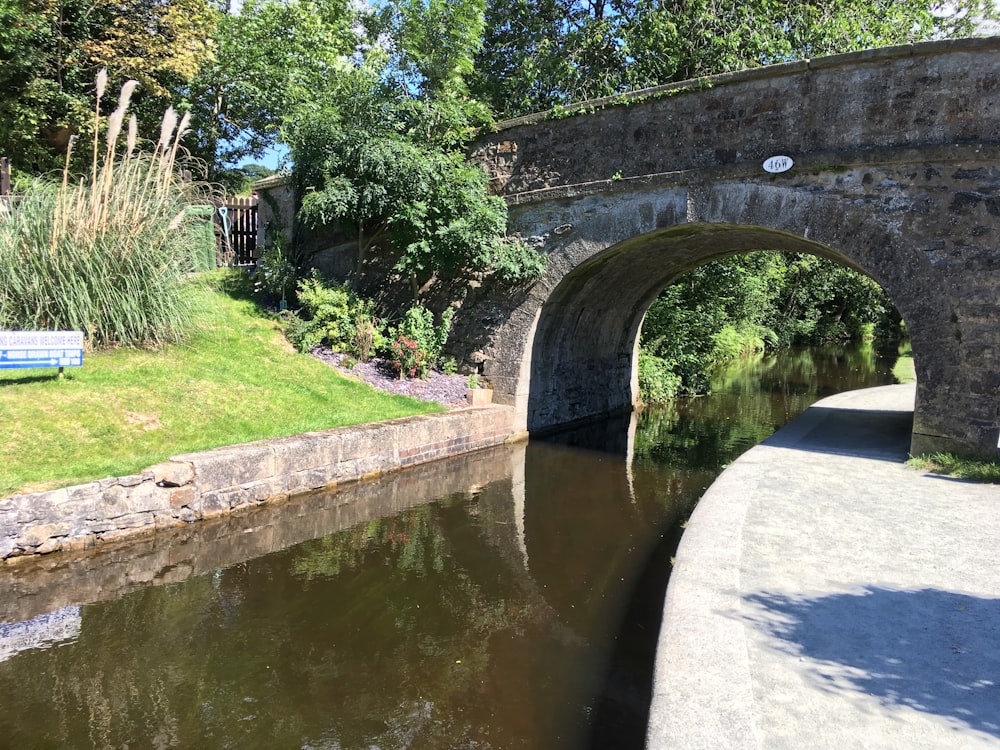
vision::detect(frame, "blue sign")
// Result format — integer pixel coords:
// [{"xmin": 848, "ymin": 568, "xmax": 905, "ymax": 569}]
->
[{"xmin": 0, "ymin": 331, "xmax": 83, "ymax": 370}]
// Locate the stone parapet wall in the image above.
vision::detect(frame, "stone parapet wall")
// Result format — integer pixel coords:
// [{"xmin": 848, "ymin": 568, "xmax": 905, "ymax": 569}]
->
[
  {"xmin": 0, "ymin": 407, "xmax": 516, "ymax": 562},
  {"xmin": 253, "ymin": 173, "xmax": 294, "ymax": 250},
  {"xmin": 461, "ymin": 36, "xmax": 1000, "ymax": 457},
  {"xmin": 471, "ymin": 36, "xmax": 1000, "ymax": 196}
]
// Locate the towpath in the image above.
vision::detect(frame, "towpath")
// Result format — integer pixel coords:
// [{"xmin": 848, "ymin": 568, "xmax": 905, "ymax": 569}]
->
[{"xmin": 646, "ymin": 383, "xmax": 1000, "ymax": 749}]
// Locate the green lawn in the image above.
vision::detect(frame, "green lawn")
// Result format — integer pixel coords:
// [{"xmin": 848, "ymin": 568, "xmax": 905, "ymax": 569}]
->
[{"xmin": 0, "ymin": 272, "xmax": 441, "ymax": 497}]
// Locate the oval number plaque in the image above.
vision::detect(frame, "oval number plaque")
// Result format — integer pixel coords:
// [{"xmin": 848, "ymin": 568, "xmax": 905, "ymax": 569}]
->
[{"xmin": 763, "ymin": 155, "xmax": 794, "ymax": 173}]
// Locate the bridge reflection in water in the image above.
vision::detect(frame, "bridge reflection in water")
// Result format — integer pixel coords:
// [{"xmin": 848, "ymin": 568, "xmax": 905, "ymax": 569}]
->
[{"xmin": 0, "ymin": 345, "xmax": 899, "ymax": 748}]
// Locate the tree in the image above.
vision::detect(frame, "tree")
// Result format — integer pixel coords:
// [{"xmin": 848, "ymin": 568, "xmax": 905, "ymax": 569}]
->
[
  {"xmin": 392, "ymin": 0, "xmax": 487, "ymax": 97},
  {"xmin": 0, "ymin": 0, "xmax": 215, "ymax": 173},
  {"xmin": 290, "ymin": 75, "xmax": 541, "ymax": 301},
  {"xmin": 469, "ymin": 0, "xmax": 637, "ymax": 117},
  {"xmin": 184, "ymin": 0, "xmax": 357, "ymax": 183},
  {"xmin": 470, "ymin": 0, "xmax": 998, "ymax": 119},
  {"xmin": 638, "ymin": 252, "xmax": 900, "ymax": 400},
  {"xmin": 285, "ymin": 2, "xmax": 542, "ymax": 303}
]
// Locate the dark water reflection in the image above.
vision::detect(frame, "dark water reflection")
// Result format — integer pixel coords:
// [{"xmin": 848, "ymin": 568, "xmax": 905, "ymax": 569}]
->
[{"xmin": 0, "ymin": 346, "xmax": 898, "ymax": 748}]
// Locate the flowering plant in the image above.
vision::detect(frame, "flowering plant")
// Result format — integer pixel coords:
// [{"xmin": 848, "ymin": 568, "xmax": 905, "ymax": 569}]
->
[{"xmin": 391, "ymin": 334, "xmax": 428, "ymax": 379}]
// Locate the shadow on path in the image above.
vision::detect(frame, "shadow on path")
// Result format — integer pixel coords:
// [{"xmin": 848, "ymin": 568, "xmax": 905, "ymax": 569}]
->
[
  {"xmin": 763, "ymin": 406, "xmax": 913, "ymax": 462},
  {"xmin": 745, "ymin": 586, "xmax": 1000, "ymax": 738}
]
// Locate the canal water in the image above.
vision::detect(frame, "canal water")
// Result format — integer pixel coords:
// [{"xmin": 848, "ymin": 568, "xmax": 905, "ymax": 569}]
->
[{"xmin": 0, "ymin": 345, "xmax": 900, "ymax": 749}]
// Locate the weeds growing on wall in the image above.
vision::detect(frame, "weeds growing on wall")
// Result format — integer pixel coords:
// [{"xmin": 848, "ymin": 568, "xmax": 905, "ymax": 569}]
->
[{"xmin": 0, "ymin": 71, "xmax": 204, "ymax": 348}]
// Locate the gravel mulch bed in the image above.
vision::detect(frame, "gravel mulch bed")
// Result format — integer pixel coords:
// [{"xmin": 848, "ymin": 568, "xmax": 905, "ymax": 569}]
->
[{"xmin": 311, "ymin": 346, "xmax": 470, "ymax": 409}]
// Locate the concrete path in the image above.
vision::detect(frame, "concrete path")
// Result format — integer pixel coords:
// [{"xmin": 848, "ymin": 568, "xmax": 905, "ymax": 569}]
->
[{"xmin": 646, "ymin": 384, "xmax": 1000, "ymax": 749}]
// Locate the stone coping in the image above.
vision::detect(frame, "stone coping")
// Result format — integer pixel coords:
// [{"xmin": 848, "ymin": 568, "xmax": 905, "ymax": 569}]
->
[
  {"xmin": 491, "ymin": 35, "xmax": 1000, "ymax": 132},
  {"xmin": 0, "ymin": 406, "xmax": 517, "ymax": 562}
]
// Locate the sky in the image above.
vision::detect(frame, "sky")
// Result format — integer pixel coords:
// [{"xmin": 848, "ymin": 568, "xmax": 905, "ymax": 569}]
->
[{"xmin": 244, "ymin": 144, "xmax": 289, "ymax": 172}]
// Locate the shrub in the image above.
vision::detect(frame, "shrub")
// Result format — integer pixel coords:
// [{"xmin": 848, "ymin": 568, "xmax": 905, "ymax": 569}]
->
[
  {"xmin": 0, "ymin": 74, "xmax": 201, "ymax": 348},
  {"xmin": 711, "ymin": 323, "xmax": 772, "ymax": 364},
  {"xmin": 284, "ymin": 271, "xmax": 384, "ymax": 358},
  {"xmin": 390, "ymin": 334, "xmax": 428, "ymax": 379},
  {"xmin": 388, "ymin": 304, "xmax": 454, "ymax": 376},
  {"xmin": 638, "ymin": 352, "xmax": 683, "ymax": 405},
  {"xmin": 253, "ymin": 237, "xmax": 297, "ymax": 305},
  {"xmin": 352, "ymin": 314, "xmax": 382, "ymax": 361}
]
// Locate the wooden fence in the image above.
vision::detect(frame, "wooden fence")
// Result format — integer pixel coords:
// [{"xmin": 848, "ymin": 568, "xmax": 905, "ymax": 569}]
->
[{"xmin": 213, "ymin": 195, "xmax": 259, "ymax": 266}]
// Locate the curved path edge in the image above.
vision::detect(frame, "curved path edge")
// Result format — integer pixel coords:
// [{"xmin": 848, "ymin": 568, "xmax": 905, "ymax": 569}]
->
[
  {"xmin": 646, "ymin": 383, "xmax": 1000, "ymax": 749},
  {"xmin": 0, "ymin": 406, "xmax": 517, "ymax": 562}
]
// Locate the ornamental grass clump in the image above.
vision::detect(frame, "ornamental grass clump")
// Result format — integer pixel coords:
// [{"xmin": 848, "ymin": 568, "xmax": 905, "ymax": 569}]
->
[{"xmin": 0, "ymin": 71, "xmax": 204, "ymax": 348}]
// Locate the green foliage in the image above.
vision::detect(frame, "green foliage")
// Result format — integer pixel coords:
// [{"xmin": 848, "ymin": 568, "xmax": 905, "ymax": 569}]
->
[
  {"xmin": 284, "ymin": 272, "xmax": 385, "ymax": 358},
  {"xmin": 637, "ymin": 352, "xmax": 682, "ymax": 405},
  {"xmin": 639, "ymin": 251, "xmax": 901, "ymax": 400},
  {"xmin": 253, "ymin": 238, "xmax": 298, "ymax": 304},
  {"xmin": 0, "ymin": 0, "xmax": 215, "ymax": 175},
  {"xmin": 388, "ymin": 304, "xmax": 454, "ymax": 377},
  {"xmin": 288, "ymin": 69, "xmax": 542, "ymax": 299},
  {"xmin": 711, "ymin": 322, "xmax": 770, "ymax": 363},
  {"xmin": 470, "ymin": 0, "xmax": 997, "ymax": 119},
  {"xmin": 391, "ymin": 0, "xmax": 487, "ymax": 97},
  {"xmin": 893, "ymin": 340, "xmax": 916, "ymax": 383},
  {"xmin": 0, "ymin": 271, "xmax": 440, "ymax": 496},
  {"xmin": 906, "ymin": 454, "xmax": 1000, "ymax": 483},
  {"xmin": 0, "ymin": 81, "xmax": 202, "ymax": 348},
  {"xmin": 390, "ymin": 334, "xmax": 429, "ymax": 379},
  {"xmin": 185, "ymin": 0, "xmax": 357, "ymax": 178}
]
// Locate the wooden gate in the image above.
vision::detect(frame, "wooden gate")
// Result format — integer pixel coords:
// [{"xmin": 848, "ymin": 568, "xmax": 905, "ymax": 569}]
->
[{"xmin": 215, "ymin": 195, "xmax": 258, "ymax": 265}]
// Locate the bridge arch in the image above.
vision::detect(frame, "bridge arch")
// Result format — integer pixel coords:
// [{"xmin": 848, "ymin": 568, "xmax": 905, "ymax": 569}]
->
[
  {"xmin": 480, "ymin": 168, "xmax": 992, "ymax": 456},
  {"xmin": 526, "ymin": 226, "xmax": 906, "ymax": 431},
  {"xmin": 472, "ymin": 38, "xmax": 1000, "ymax": 457},
  {"xmin": 509, "ymin": 181, "xmax": 954, "ymax": 450}
]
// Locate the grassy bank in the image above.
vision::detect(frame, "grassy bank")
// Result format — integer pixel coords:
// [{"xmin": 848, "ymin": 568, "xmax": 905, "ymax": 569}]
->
[
  {"xmin": 907, "ymin": 454, "xmax": 1000, "ymax": 483},
  {"xmin": 892, "ymin": 341, "xmax": 916, "ymax": 383},
  {"xmin": 0, "ymin": 272, "xmax": 442, "ymax": 497}
]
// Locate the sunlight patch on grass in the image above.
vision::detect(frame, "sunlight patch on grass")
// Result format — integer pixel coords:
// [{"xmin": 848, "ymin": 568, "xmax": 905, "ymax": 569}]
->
[{"xmin": 892, "ymin": 341, "xmax": 916, "ymax": 384}]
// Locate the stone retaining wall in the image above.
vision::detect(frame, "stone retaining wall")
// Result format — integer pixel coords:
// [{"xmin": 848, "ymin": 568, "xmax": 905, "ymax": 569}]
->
[
  {"xmin": 0, "ymin": 441, "xmax": 521, "ymax": 624},
  {"xmin": 0, "ymin": 406, "xmax": 516, "ymax": 561}
]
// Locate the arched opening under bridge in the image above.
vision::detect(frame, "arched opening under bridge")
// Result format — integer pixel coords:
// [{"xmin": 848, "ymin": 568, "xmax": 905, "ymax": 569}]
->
[{"xmin": 518, "ymin": 222, "xmax": 944, "ymax": 452}]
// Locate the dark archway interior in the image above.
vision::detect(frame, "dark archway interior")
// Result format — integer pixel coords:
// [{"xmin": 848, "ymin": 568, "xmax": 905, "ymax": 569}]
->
[{"xmin": 526, "ymin": 223, "xmax": 895, "ymax": 433}]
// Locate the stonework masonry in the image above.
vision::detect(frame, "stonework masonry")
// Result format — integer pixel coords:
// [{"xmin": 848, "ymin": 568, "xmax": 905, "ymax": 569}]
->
[
  {"xmin": 0, "ymin": 407, "xmax": 516, "ymax": 562},
  {"xmin": 464, "ymin": 36, "xmax": 1000, "ymax": 457},
  {"xmin": 256, "ymin": 38, "xmax": 1000, "ymax": 457},
  {"xmin": 0, "ymin": 441, "xmax": 521, "ymax": 625}
]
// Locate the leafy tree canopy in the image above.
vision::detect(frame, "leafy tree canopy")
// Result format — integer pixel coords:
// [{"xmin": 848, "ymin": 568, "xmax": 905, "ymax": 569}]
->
[
  {"xmin": 186, "ymin": 0, "xmax": 358, "ymax": 181},
  {"xmin": 288, "ymin": 62, "xmax": 541, "ymax": 301},
  {"xmin": 0, "ymin": 0, "xmax": 215, "ymax": 173},
  {"xmin": 469, "ymin": 0, "xmax": 999, "ymax": 118},
  {"xmin": 4, "ymin": 0, "xmax": 995, "ymax": 176},
  {"xmin": 639, "ymin": 252, "xmax": 900, "ymax": 398}
]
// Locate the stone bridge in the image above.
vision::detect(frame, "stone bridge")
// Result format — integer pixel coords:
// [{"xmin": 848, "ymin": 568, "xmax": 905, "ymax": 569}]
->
[{"xmin": 469, "ymin": 36, "xmax": 1000, "ymax": 458}]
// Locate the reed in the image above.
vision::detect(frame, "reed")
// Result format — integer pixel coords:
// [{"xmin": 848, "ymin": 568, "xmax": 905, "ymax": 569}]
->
[{"xmin": 0, "ymin": 72, "xmax": 205, "ymax": 348}]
